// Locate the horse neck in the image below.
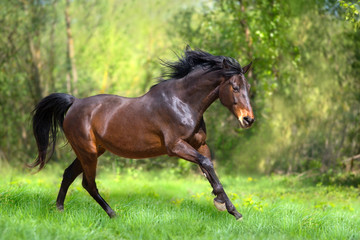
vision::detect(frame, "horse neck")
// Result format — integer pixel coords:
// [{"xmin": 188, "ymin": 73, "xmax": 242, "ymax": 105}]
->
[{"xmin": 175, "ymin": 70, "xmax": 222, "ymax": 114}]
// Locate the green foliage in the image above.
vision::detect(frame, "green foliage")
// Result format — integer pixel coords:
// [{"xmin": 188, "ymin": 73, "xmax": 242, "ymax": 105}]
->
[
  {"xmin": 0, "ymin": 169, "xmax": 359, "ymax": 239},
  {"xmin": 312, "ymin": 171, "xmax": 360, "ymax": 187},
  {"xmin": 169, "ymin": 0, "xmax": 360, "ymax": 174},
  {"xmin": 0, "ymin": 0, "xmax": 192, "ymax": 167},
  {"xmin": 0, "ymin": 0, "xmax": 359, "ymax": 176},
  {"xmin": 339, "ymin": 0, "xmax": 360, "ymax": 29}
]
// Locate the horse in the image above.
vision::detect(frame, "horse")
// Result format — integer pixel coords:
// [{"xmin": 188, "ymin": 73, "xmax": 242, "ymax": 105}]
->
[{"xmin": 30, "ymin": 48, "xmax": 254, "ymax": 220}]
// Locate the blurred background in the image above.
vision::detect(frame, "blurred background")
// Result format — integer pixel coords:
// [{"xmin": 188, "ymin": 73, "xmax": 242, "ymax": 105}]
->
[{"xmin": 0, "ymin": 0, "xmax": 359, "ymax": 184}]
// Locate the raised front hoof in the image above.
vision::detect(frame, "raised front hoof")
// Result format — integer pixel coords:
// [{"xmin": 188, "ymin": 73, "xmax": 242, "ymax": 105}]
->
[{"xmin": 213, "ymin": 199, "xmax": 226, "ymax": 211}]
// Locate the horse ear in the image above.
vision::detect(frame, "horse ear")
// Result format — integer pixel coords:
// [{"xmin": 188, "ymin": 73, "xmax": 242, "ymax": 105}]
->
[
  {"xmin": 242, "ymin": 61, "xmax": 252, "ymax": 74},
  {"xmin": 185, "ymin": 45, "xmax": 192, "ymax": 51},
  {"xmin": 222, "ymin": 59, "xmax": 229, "ymax": 69}
]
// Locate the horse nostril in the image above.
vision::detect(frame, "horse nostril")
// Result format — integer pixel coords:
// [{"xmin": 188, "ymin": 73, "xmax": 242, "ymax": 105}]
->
[{"xmin": 243, "ymin": 116, "xmax": 254, "ymax": 125}]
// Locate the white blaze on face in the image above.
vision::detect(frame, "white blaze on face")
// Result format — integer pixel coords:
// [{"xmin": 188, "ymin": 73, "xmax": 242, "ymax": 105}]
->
[
  {"xmin": 237, "ymin": 108, "xmax": 254, "ymax": 128},
  {"xmin": 238, "ymin": 117, "xmax": 244, "ymax": 126},
  {"xmin": 237, "ymin": 109, "xmax": 246, "ymax": 126}
]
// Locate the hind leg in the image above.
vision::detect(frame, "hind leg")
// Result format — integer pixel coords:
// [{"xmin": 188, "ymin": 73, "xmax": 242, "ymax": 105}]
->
[
  {"xmin": 80, "ymin": 154, "xmax": 116, "ymax": 218},
  {"xmin": 56, "ymin": 148, "xmax": 105, "ymax": 211},
  {"xmin": 56, "ymin": 158, "xmax": 83, "ymax": 211}
]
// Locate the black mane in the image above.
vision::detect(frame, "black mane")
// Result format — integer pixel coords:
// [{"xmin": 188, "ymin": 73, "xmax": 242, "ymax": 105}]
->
[{"xmin": 159, "ymin": 48, "xmax": 243, "ymax": 81}]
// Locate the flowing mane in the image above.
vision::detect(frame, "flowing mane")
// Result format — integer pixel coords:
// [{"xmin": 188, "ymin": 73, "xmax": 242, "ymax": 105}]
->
[{"xmin": 159, "ymin": 48, "xmax": 243, "ymax": 81}]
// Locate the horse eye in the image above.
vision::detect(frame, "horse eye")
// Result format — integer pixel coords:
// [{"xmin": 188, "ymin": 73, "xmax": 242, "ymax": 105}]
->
[{"xmin": 233, "ymin": 86, "xmax": 240, "ymax": 92}]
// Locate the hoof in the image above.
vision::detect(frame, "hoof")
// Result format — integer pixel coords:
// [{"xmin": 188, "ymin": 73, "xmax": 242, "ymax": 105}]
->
[
  {"xmin": 213, "ymin": 199, "xmax": 226, "ymax": 211},
  {"xmin": 108, "ymin": 211, "xmax": 117, "ymax": 218},
  {"xmin": 235, "ymin": 213, "xmax": 243, "ymax": 221},
  {"xmin": 56, "ymin": 204, "xmax": 64, "ymax": 211}
]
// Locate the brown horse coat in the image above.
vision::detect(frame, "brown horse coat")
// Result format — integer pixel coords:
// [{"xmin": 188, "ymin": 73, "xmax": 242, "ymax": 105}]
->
[{"xmin": 31, "ymin": 48, "xmax": 254, "ymax": 220}]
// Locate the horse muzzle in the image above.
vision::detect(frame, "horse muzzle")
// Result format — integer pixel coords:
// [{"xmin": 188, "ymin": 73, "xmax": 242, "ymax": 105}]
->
[{"xmin": 238, "ymin": 116, "xmax": 255, "ymax": 129}]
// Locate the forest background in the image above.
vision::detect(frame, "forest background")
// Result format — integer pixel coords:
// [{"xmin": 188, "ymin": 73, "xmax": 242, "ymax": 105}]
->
[{"xmin": 0, "ymin": 0, "xmax": 359, "ymax": 185}]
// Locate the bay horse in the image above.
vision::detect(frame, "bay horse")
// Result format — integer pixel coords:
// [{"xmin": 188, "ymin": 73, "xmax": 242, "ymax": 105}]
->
[{"xmin": 30, "ymin": 48, "xmax": 254, "ymax": 220}]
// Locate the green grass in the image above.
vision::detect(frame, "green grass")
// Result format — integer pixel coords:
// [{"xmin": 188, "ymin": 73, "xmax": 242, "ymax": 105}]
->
[{"xmin": 0, "ymin": 166, "xmax": 359, "ymax": 240}]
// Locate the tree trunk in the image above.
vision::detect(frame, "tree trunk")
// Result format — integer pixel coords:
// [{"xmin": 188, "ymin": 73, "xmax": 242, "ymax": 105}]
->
[
  {"xmin": 65, "ymin": 0, "xmax": 78, "ymax": 95},
  {"xmin": 27, "ymin": 27, "xmax": 43, "ymax": 105},
  {"xmin": 238, "ymin": 0, "xmax": 255, "ymax": 85},
  {"xmin": 48, "ymin": 0, "xmax": 58, "ymax": 93}
]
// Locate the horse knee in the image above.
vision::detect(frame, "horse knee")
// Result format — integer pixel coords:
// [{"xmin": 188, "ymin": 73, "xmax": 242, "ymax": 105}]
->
[{"xmin": 198, "ymin": 155, "xmax": 213, "ymax": 169}]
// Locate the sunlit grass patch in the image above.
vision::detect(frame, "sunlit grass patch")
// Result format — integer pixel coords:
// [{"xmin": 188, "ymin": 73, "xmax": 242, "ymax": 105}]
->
[{"xmin": 0, "ymin": 168, "xmax": 359, "ymax": 239}]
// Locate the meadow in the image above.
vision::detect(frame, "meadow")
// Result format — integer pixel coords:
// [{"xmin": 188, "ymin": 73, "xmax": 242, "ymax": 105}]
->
[
  {"xmin": 1, "ymin": 1, "xmax": 359, "ymax": 239},
  {"xmin": 0, "ymin": 165, "xmax": 359, "ymax": 240}
]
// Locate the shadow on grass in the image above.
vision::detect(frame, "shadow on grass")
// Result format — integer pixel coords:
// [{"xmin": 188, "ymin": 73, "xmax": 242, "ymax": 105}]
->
[
  {"xmin": 0, "ymin": 183, "xmax": 235, "ymax": 223},
  {"xmin": 2, "ymin": 176, "xmax": 359, "ymax": 240}
]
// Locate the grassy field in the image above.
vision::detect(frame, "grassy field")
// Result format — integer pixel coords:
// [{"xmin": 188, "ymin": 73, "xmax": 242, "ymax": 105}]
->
[{"xmin": 0, "ymin": 165, "xmax": 359, "ymax": 240}]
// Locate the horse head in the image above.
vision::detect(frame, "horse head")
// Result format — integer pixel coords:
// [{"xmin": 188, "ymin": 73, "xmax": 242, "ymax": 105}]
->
[{"xmin": 219, "ymin": 62, "xmax": 254, "ymax": 128}]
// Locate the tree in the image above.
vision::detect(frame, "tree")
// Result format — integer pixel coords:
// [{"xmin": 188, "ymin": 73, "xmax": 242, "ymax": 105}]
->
[
  {"xmin": 64, "ymin": 0, "xmax": 78, "ymax": 95},
  {"xmin": 169, "ymin": 0, "xmax": 360, "ymax": 173},
  {"xmin": 339, "ymin": 0, "xmax": 360, "ymax": 29}
]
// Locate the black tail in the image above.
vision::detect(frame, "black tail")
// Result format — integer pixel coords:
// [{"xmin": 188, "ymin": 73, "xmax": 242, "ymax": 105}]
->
[{"xmin": 29, "ymin": 93, "xmax": 76, "ymax": 171}]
